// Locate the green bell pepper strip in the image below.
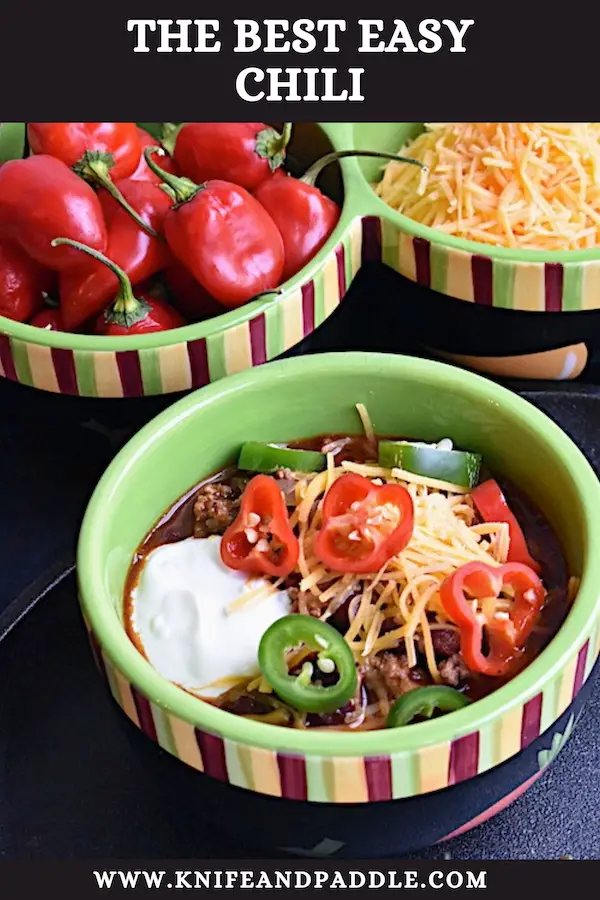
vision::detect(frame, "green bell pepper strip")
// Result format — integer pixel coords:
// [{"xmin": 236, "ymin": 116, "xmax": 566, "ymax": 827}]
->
[
  {"xmin": 258, "ymin": 615, "xmax": 357, "ymax": 713},
  {"xmin": 238, "ymin": 441, "xmax": 326, "ymax": 474},
  {"xmin": 378, "ymin": 441, "xmax": 481, "ymax": 488},
  {"xmin": 386, "ymin": 685, "xmax": 471, "ymax": 727}
]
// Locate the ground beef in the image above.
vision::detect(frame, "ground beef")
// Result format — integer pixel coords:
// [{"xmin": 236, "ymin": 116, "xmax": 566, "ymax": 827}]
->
[
  {"xmin": 371, "ymin": 652, "xmax": 429, "ymax": 699},
  {"xmin": 305, "ymin": 698, "xmax": 358, "ymax": 728},
  {"xmin": 438, "ymin": 653, "xmax": 471, "ymax": 687},
  {"xmin": 193, "ymin": 482, "xmax": 240, "ymax": 538},
  {"xmin": 287, "ymin": 586, "xmax": 324, "ymax": 617}
]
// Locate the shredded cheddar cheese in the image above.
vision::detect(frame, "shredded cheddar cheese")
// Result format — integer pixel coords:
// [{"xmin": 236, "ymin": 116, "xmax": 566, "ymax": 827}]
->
[{"xmin": 376, "ymin": 123, "xmax": 600, "ymax": 250}]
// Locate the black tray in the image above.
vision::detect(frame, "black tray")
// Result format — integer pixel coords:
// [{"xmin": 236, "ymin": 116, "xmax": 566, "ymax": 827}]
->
[{"xmin": 2, "ymin": 266, "xmax": 600, "ymax": 859}]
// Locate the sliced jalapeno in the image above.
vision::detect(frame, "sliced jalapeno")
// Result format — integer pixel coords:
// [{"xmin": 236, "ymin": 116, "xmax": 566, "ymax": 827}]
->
[
  {"xmin": 258, "ymin": 615, "xmax": 357, "ymax": 713},
  {"xmin": 386, "ymin": 685, "xmax": 471, "ymax": 727},
  {"xmin": 378, "ymin": 440, "xmax": 481, "ymax": 488},
  {"xmin": 238, "ymin": 441, "xmax": 326, "ymax": 474}
]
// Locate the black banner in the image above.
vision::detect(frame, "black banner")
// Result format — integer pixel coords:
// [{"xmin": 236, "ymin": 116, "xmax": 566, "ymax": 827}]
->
[
  {"xmin": 0, "ymin": 2, "xmax": 595, "ymax": 119},
  {"xmin": 0, "ymin": 860, "xmax": 581, "ymax": 898}
]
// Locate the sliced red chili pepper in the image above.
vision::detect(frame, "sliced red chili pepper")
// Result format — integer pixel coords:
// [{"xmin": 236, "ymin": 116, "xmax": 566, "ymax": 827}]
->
[
  {"xmin": 314, "ymin": 473, "xmax": 414, "ymax": 574},
  {"xmin": 220, "ymin": 475, "xmax": 299, "ymax": 578},
  {"xmin": 440, "ymin": 560, "xmax": 546, "ymax": 677},
  {"xmin": 471, "ymin": 479, "xmax": 541, "ymax": 573}
]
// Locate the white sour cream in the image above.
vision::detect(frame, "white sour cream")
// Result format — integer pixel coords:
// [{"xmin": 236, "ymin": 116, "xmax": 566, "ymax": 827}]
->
[{"xmin": 131, "ymin": 536, "xmax": 291, "ymax": 697}]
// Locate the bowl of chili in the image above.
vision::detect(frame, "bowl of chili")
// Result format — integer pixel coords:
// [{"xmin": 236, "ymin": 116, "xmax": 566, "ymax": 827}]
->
[
  {"xmin": 0, "ymin": 121, "xmax": 381, "ymax": 398},
  {"xmin": 78, "ymin": 352, "xmax": 600, "ymax": 856}
]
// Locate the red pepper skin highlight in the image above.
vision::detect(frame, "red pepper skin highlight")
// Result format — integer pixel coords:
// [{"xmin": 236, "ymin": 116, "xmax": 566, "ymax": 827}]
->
[
  {"xmin": 0, "ymin": 156, "xmax": 107, "ymax": 271},
  {"xmin": 28, "ymin": 123, "xmax": 141, "ymax": 180},
  {"xmin": 172, "ymin": 122, "xmax": 292, "ymax": 192},
  {"xmin": 59, "ymin": 179, "xmax": 173, "ymax": 330},
  {"xmin": 0, "ymin": 239, "xmax": 55, "ymax": 322}
]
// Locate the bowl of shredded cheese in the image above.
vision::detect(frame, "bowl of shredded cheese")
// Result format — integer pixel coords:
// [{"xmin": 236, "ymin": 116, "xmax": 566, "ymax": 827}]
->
[
  {"xmin": 325, "ymin": 122, "xmax": 600, "ymax": 381},
  {"xmin": 78, "ymin": 351, "xmax": 600, "ymax": 855}
]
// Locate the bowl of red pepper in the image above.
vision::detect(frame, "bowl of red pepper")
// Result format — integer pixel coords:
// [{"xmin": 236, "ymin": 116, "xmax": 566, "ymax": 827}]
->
[
  {"xmin": 0, "ymin": 121, "xmax": 401, "ymax": 398},
  {"xmin": 77, "ymin": 352, "xmax": 600, "ymax": 856}
]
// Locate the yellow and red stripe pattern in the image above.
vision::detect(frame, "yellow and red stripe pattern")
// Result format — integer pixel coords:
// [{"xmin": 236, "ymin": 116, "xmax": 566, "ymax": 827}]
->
[
  {"xmin": 0, "ymin": 217, "xmax": 380, "ymax": 397},
  {"xmin": 85, "ymin": 621, "xmax": 598, "ymax": 805}
]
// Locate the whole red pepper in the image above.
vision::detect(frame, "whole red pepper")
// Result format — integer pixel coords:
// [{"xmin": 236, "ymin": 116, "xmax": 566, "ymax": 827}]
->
[
  {"xmin": 440, "ymin": 560, "xmax": 546, "ymax": 677},
  {"xmin": 254, "ymin": 150, "xmax": 423, "ymax": 282},
  {"xmin": 221, "ymin": 474, "xmax": 299, "ymax": 578},
  {"xmin": 0, "ymin": 156, "xmax": 107, "ymax": 271},
  {"xmin": 315, "ymin": 473, "xmax": 414, "ymax": 574},
  {"xmin": 28, "ymin": 123, "xmax": 141, "ymax": 180},
  {"xmin": 166, "ymin": 122, "xmax": 292, "ymax": 192},
  {"xmin": 163, "ymin": 258, "xmax": 226, "ymax": 321},
  {"xmin": 59, "ymin": 179, "xmax": 173, "ymax": 331},
  {"xmin": 29, "ymin": 307, "xmax": 65, "ymax": 331},
  {"xmin": 144, "ymin": 148, "xmax": 284, "ymax": 308},
  {"xmin": 0, "ymin": 239, "xmax": 55, "ymax": 322},
  {"xmin": 52, "ymin": 238, "xmax": 185, "ymax": 336},
  {"xmin": 131, "ymin": 128, "xmax": 179, "ymax": 183}
]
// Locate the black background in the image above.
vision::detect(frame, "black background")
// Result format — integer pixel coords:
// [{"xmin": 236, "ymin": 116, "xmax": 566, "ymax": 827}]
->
[{"xmin": 0, "ymin": 4, "xmax": 590, "ymax": 120}]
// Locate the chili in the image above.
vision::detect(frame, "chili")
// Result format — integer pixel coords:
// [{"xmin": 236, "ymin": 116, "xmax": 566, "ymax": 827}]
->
[
  {"xmin": 166, "ymin": 122, "xmax": 293, "ymax": 192},
  {"xmin": 52, "ymin": 238, "xmax": 185, "ymax": 335},
  {"xmin": 144, "ymin": 147, "xmax": 284, "ymax": 308},
  {"xmin": 221, "ymin": 475, "xmax": 299, "ymax": 578},
  {"xmin": 315, "ymin": 473, "xmax": 414, "ymax": 574},
  {"xmin": 440, "ymin": 560, "xmax": 546, "ymax": 677},
  {"xmin": 387, "ymin": 686, "xmax": 471, "ymax": 727},
  {"xmin": 258, "ymin": 615, "xmax": 357, "ymax": 713},
  {"xmin": 0, "ymin": 239, "xmax": 55, "ymax": 323},
  {"xmin": 28, "ymin": 123, "xmax": 141, "ymax": 180},
  {"xmin": 0, "ymin": 156, "xmax": 107, "ymax": 271}
]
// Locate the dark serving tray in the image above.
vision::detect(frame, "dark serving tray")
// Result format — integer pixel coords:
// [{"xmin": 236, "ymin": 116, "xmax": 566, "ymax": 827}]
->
[{"xmin": 2, "ymin": 265, "xmax": 600, "ymax": 859}]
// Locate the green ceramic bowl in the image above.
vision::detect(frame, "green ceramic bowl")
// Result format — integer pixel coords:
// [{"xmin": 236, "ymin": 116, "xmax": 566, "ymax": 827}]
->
[
  {"xmin": 78, "ymin": 352, "xmax": 600, "ymax": 816},
  {"xmin": 0, "ymin": 122, "xmax": 373, "ymax": 398}
]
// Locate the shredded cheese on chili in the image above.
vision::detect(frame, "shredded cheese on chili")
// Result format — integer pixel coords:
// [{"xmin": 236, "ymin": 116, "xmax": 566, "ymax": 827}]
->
[{"xmin": 376, "ymin": 123, "xmax": 600, "ymax": 250}]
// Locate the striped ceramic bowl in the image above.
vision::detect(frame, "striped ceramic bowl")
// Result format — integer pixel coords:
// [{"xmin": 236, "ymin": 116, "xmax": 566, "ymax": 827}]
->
[
  {"xmin": 77, "ymin": 353, "xmax": 600, "ymax": 856},
  {"xmin": 333, "ymin": 122, "xmax": 600, "ymax": 381},
  {"xmin": 0, "ymin": 122, "xmax": 381, "ymax": 398}
]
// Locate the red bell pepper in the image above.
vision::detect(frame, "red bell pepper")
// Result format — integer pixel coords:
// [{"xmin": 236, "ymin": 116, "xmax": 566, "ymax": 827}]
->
[
  {"xmin": 221, "ymin": 474, "xmax": 299, "ymax": 578},
  {"xmin": 0, "ymin": 156, "xmax": 107, "ymax": 271},
  {"xmin": 29, "ymin": 307, "xmax": 64, "ymax": 331},
  {"xmin": 0, "ymin": 239, "xmax": 55, "ymax": 322},
  {"xmin": 144, "ymin": 148, "xmax": 284, "ymax": 308},
  {"xmin": 163, "ymin": 258, "xmax": 226, "ymax": 321},
  {"xmin": 28, "ymin": 123, "xmax": 141, "ymax": 180},
  {"xmin": 254, "ymin": 149, "xmax": 424, "ymax": 282},
  {"xmin": 52, "ymin": 238, "xmax": 185, "ymax": 336},
  {"xmin": 165, "ymin": 122, "xmax": 292, "ymax": 192},
  {"xmin": 471, "ymin": 479, "xmax": 541, "ymax": 573},
  {"xmin": 131, "ymin": 128, "xmax": 179, "ymax": 183},
  {"xmin": 58, "ymin": 179, "xmax": 173, "ymax": 331},
  {"xmin": 440, "ymin": 560, "xmax": 546, "ymax": 677},
  {"xmin": 315, "ymin": 473, "xmax": 414, "ymax": 574}
]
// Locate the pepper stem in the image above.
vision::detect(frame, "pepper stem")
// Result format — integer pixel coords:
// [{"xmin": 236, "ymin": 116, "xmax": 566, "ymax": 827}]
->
[
  {"xmin": 144, "ymin": 147, "xmax": 203, "ymax": 206},
  {"xmin": 73, "ymin": 151, "xmax": 159, "ymax": 239},
  {"xmin": 255, "ymin": 123, "xmax": 293, "ymax": 172},
  {"xmin": 51, "ymin": 238, "xmax": 150, "ymax": 326},
  {"xmin": 160, "ymin": 122, "xmax": 181, "ymax": 156},
  {"xmin": 301, "ymin": 150, "xmax": 426, "ymax": 187}
]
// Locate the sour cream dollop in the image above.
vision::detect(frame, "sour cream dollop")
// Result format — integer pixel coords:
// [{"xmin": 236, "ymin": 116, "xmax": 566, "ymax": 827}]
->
[{"xmin": 131, "ymin": 536, "xmax": 291, "ymax": 697}]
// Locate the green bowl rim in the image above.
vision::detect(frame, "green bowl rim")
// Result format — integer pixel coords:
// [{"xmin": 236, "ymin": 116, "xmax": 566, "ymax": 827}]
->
[
  {"xmin": 344, "ymin": 121, "xmax": 600, "ymax": 264},
  {"xmin": 77, "ymin": 352, "xmax": 600, "ymax": 757},
  {"xmin": 0, "ymin": 124, "xmax": 357, "ymax": 352}
]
